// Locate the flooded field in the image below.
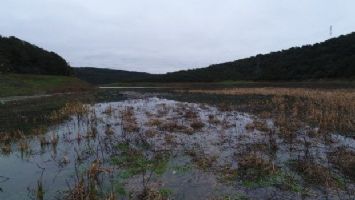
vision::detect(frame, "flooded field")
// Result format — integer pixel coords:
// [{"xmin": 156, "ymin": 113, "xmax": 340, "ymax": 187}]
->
[{"xmin": 0, "ymin": 89, "xmax": 354, "ymax": 200}]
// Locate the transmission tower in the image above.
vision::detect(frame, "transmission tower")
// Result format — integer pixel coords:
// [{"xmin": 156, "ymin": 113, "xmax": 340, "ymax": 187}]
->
[{"xmin": 329, "ymin": 25, "xmax": 333, "ymax": 37}]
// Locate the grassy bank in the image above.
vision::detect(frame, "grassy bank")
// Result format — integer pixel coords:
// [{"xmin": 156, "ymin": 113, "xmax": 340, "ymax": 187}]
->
[{"xmin": 0, "ymin": 73, "xmax": 91, "ymax": 97}]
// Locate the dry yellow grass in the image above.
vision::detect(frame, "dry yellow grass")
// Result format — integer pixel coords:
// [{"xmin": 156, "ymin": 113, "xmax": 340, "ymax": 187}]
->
[
  {"xmin": 178, "ymin": 88, "xmax": 355, "ymax": 134},
  {"xmin": 179, "ymin": 87, "xmax": 355, "ymax": 99}
]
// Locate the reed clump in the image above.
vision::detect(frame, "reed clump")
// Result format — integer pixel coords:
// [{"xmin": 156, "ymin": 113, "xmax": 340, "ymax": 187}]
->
[
  {"xmin": 146, "ymin": 118, "xmax": 162, "ymax": 127},
  {"xmin": 121, "ymin": 107, "xmax": 139, "ymax": 133},
  {"xmin": 180, "ymin": 88, "xmax": 355, "ymax": 135},
  {"xmin": 49, "ymin": 102, "xmax": 89, "ymax": 122},
  {"xmin": 328, "ymin": 147, "xmax": 355, "ymax": 181},
  {"xmin": 186, "ymin": 150, "xmax": 217, "ymax": 170},
  {"xmin": 158, "ymin": 120, "xmax": 186, "ymax": 132},
  {"xmin": 190, "ymin": 120, "xmax": 204, "ymax": 131},
  {"xmin": 291, "ymin": 160, "xmax": 341, "ymax": 188},
  {"xmin": 1, "ymin": 143, "xmax": 12, "ymax": 155},
  {"xmin": 237, "ymin": 153, "xmax": 277, "ymax": 181},
  {"xmin": 0, "ymin": 129, "xmax": 25, "ymax": 144},
  {"xmin": 139, "ymin": 187, "xmax": 168, "ymax": 200},
  {"xmin": 66, "ymin": 160, "xmax": 112, "ymax": 200}
]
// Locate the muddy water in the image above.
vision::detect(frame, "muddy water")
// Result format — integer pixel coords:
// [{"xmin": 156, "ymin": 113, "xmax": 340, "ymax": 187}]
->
[{"xmin": 0, "ymin": 94, "xmax": 354, "ymax": 199}]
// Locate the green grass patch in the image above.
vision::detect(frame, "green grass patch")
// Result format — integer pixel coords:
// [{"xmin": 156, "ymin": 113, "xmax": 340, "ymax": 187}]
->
[
  {"xmin": 0, "ymin": 73, "xmax": 91, "ymax": 97},
  {"xmin": 242, "ymin": 171, "xmax": 302, "ymax": 192}
]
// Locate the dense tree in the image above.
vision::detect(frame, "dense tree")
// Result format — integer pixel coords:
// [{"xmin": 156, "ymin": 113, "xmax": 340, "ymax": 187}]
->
[{"xmin": 0, "ymin": 36, "xmax": 72, "ymax": 75}]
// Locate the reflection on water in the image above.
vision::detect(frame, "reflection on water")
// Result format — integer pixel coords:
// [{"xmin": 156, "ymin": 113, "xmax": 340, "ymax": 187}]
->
[{"xmin": 0, "ymin": 93, "xmax": 354, "ymax": 199}]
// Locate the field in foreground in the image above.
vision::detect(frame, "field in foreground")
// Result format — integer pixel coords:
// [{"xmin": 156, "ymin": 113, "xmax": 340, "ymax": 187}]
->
[
  {"xmin": 0, "ymin": 86, "xmax": 354, "ymax": 200},
  {"xmin": 0, "ymin": 73, "xmax": 91, "ymax": 97}
]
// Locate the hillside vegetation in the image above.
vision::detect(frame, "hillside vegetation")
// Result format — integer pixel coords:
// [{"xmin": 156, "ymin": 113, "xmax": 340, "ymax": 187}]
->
[
  {"xmin": 74, "ymin": 67, "xmax": 151, "ymax": 84},
  {"xmin": 0, "ymin": 36, "xmax": 72, "ymax": 75},
  {"xmin": 155, "ymin": 32, "xmax": 355, "ymax": 82}
]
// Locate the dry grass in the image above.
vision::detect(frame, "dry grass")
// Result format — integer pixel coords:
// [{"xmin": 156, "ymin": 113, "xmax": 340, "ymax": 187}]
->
[
  {"xmin": 0, "ymin": 129, "xmax": 25, "ymax": 144},
  {"xmin": 121, "ymin": 107, "xmax": 139, "ymax": 133},
  {"xmin": 245, "ymin": 120, "xmax": 270, "ymax": 132},
  {"xmin": 18, "ymin": 139, "xmax": 29, "ymax": 152},
  {"xmin": 180, "ymin": 87, "xmax": 355, "ymax": 99},
  {"xmin": 329, "ymin": 148, "xmax": 355, "ymax": 181},
  {"xmin": 145, "ymin": 129, "xmax": 158, "ymax": 138},
  {"xmin": 179, "ymin": 87, "xmax": 355, "ymax": 134},
  {"xmin": 139, "ymin": 188, "xmax": 168, "ymax": 200},
  {"xmin": 237, "ymin": 152, "xmax": 277, "ymax": 181},
  {"xmin": 183, "ymin": 110, "xmax": 198, "ymax": 119},
  {"xmin": 190, "ymin": 120, "xmax": 204, "ymax": 131},
  {"xmin": 291, "ymin": 160, "xmax": 341, "ymax": 188},
  {"xmin": 145, "ymin": 118, "xmax": 162, "ymax": 127},
  {"xmin": 1, "ymin": 143, "xmax": 12, "ymax": 155},
  {"xmin": 66, "ymin": 160, "xmax": 112, "ymax": 200},
  {"xmin": 186, "ymin": 150, "xmax": 217, "ymax": 170},
  {"xmin": 49, "ymin": 102, "xmax": 89, "ymax": 122},
  {"xmin": 158, "ymin": 120, "xmax": 186, "ymax": 132},
  {"xmin": 102, "ymin": 105, "xmax": 113, "ymax": 116}
]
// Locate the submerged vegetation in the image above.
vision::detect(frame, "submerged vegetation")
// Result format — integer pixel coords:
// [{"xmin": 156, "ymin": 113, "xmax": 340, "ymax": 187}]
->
[{"xmin": 0, "ymin": 88, "xmax": 354, "ymax": 199}]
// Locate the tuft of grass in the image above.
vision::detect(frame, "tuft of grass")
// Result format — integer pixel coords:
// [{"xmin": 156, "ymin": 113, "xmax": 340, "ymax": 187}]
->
[
  {"xmin": 158, "ymin": 188, "xmax": 173, "ymax": 198},
  {"xmin": 290, "ymin": 160, "xmax": 344, "ymax": 188},
  {"xmin": 190, "ymin": 120, "xmax": 205, "ymax": 131},
  {"xmin": 328, "ymin": 147, "xmax": 355, "ymax": 181},
  {"xmin": 237, "ymin": 153, "xmax": 277, "ymax": 182},
  {"xmin": 121, "ymin": 107, "xmax": 139, "ymax": 133}
]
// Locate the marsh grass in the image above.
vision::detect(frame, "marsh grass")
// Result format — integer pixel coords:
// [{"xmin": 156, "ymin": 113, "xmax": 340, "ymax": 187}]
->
[
  {"xmin": 121, "ymin": 107, "xmax": 139, "ymax": 133},
  {"xmin": 179, "ymin": 88, "xmax": 355, "ymax": 136},
  {"xmin": 158, "ymin": 120, "xmax": 186, "ymax": 132},
  {"xmin": 145, "ymin": 118, "xmax": 162, "ymax": 127},
  {"xmin": 186, "ymin": 150, "xmax": 217, "ymax": 170},
  {"xmin": 1, "ymin": 92, "xmax": 354, "ymax": 199},
  {"xmin": 36, "ymin": 179, "xmax": 44, "ymax": 200},
  {"xmin": 290, "ymin": 159, "xmax": 343, "ymax": 188},
  {"xmin": 49, "ymin": 102, "xmax": 90, "ymax": 122},
  {"xmin": 237, "ymin": 152, "xmax": 277, "ymax": 182},
  {"xmin": 66, "ymin": 160, "xmax": 113, "ymax": 200},
  {"xmin": 190, "ymin": 120, "xmax": 205, "ymax": 131},
  {"xmin": 328, "ymin": 147, "xmax": 355, "ymax": 181}
]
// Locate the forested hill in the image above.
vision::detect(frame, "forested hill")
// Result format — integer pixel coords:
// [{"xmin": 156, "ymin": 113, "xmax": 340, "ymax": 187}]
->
[
  {"xmin": 0, "ymin": 36, "xmax": 72, "ymax": 75},
  {"xmin": 150, "ymin": 32, "xmax": 355, "ymax": 82},
  {"xmin": 74, "ymin": 67, "xmax": 152, "ymax": 84}
]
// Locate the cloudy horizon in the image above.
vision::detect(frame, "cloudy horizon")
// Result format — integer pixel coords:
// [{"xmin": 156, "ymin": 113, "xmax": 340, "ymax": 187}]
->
[{"xmin": 1, "ymin": 0, "xmax": 355, "ymax": 74}]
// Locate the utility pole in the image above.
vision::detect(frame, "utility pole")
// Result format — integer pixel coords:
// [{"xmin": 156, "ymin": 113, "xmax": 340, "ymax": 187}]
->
[{"xmin": 329, "ymin": 25, "xmax": 333, "ymax": 37}]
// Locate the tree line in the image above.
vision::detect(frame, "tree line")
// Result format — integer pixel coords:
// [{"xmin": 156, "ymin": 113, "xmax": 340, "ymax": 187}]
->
[{"xmin": 0, "ymin": 36, "xmax": 72, "ymax": 75}]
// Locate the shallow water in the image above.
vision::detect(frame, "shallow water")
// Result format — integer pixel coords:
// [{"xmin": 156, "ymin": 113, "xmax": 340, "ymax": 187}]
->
[{"xmin": 0, "ymin": 93, "xmax": 354, "ymax": 199}]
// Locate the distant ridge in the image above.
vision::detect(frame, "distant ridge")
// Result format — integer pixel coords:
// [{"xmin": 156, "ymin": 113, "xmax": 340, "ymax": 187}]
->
[
  {"xmin": 74, "ymin": 32, "xmax": 355, "ymax": 84},
  {"xmin": 151, "ymin": 32, "xmax": 355, "ymax": 82},
  {"xmin": 74, "ymin": 67, "xmax": 153, "ymax": 84},
  {"xmin": 0, "ymin": 36, "xmax": 72, "ymax": 75}
]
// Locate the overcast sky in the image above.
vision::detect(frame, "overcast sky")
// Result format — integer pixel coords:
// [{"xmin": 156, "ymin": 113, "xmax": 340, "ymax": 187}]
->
[{"xmin": 1, "ymin": 0, "xmax": 355, "ymax": 73}]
